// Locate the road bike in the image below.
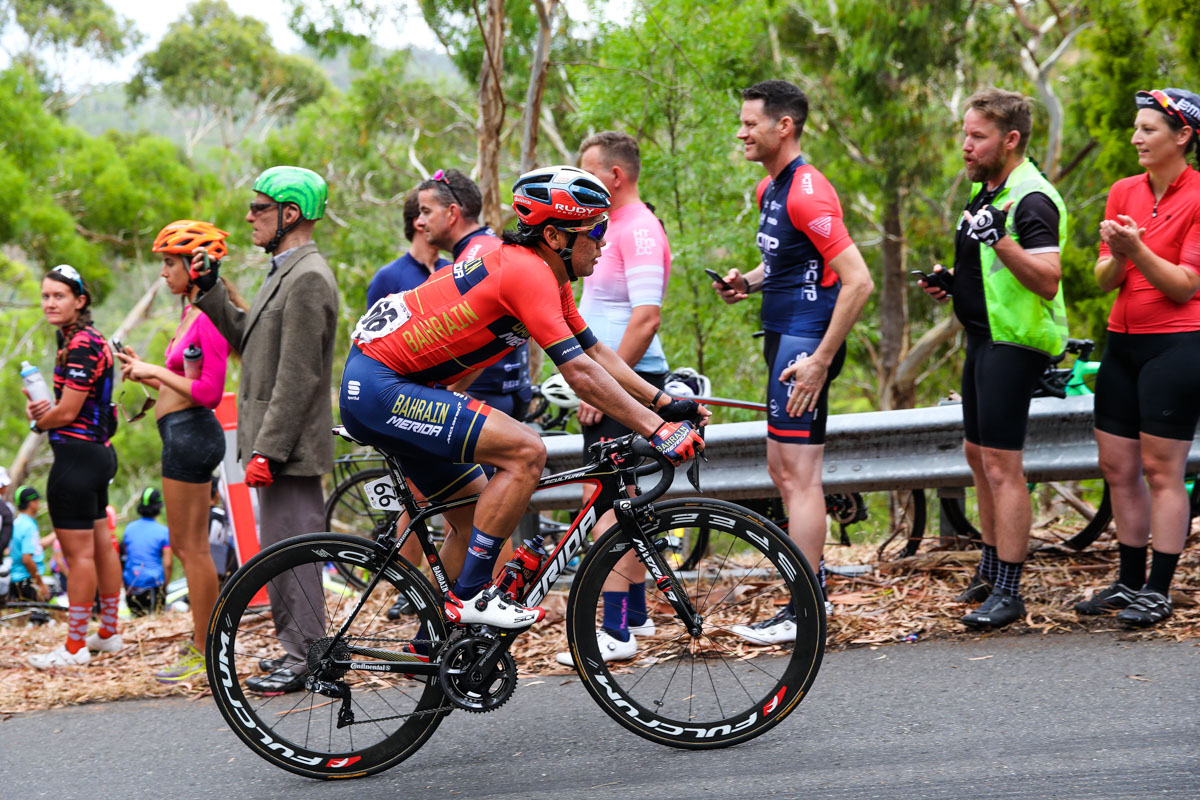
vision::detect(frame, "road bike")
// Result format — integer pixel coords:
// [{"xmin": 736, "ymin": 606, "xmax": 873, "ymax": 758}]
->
[{"xmin": 206, "ymin": 426, "xmax": 825, "ymax": 779}]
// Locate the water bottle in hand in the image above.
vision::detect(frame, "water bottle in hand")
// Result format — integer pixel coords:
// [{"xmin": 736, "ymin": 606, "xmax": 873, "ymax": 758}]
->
[{"xmin": 20, "ymin": 361, "xmax": 53, "ymax": 406}]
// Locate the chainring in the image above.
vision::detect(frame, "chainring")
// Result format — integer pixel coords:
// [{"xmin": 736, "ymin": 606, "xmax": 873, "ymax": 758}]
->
[{"xmin": 437, "ymin": 635, "xmax": 517, "ymax": 713}]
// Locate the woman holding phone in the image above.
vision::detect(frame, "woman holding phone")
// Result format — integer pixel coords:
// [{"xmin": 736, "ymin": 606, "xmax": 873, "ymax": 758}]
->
[
  {"xmin": 116, "ymin": 220, "xmax": 244, "ymax": 682},
  {"xmin": 26, "ymin": 265, "xmax": 122, "ymax": 668}
]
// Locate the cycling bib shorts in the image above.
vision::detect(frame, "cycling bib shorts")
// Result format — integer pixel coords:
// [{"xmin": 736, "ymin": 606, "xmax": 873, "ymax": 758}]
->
[
  {"xmin": 339, "ymin": 347, "xmax": 487, "ymax": 501},
  {"xmin": 960, "ymin": 334, "xmax": 1049, "ymax": 450},
  {"xmin": 1094, "ymin": 329, "xmax": 1200, "ymax": 441},
  {"xmin": 763, "ymin": 332, "xmax": 845, "ymax": 445}
]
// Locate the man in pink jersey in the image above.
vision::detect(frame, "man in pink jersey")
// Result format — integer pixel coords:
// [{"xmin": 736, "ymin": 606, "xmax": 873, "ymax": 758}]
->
[{"xmin": 554, "ymin": 132, "xmax": 672, "ymax": 665}]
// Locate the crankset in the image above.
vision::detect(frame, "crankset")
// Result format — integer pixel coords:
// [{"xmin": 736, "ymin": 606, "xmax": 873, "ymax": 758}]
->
[{"xmin": 437, "ymin": 634, "xmax": 518, "ymax": 712}]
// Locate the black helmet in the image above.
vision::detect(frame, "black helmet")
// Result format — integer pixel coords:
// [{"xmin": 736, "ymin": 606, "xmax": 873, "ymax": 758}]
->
[{"xmin": 137, "ymin": 487, "xmax": 164, "ymax": 518}]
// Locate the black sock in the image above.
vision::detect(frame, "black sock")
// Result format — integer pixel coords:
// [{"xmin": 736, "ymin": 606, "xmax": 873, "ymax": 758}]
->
[
  {"xmin": 1117, "ymin": 542, "xmax": 1148, "ymax": 590},
  {"xmin": 1145, "ymin": 549, "xmax": 1180, "ymax": 596},
  {"xmin": 995, "ymin": 559, "xmax": 1024, "ymax": 596},
  {"xmin": 978, "ymin": 544, "xmax": 999, "ymax": 584}
]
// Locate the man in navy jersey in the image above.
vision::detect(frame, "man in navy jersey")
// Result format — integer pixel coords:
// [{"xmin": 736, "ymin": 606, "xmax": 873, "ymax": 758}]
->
[
  {"xmin": 715, "ymin": 80, "xmax": 874, "ymax": 644},
  {"xmin": 417, "ymin": 169, "xmax": 532, "ymax": 419},
  {"xmin": 367, "ymin": 189, "xmax": 451, "ymax": 307}
]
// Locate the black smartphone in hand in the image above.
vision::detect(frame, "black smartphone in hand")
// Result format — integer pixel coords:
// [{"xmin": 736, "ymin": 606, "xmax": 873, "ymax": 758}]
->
[
  {"xmin": 911, "ymin": 269, "xmax": 953, "ymax": 295},
  {"xmin": 704, "ymin": 268, "xmax": 734, "ymax": 291},
  {"xmin": 110, "ymin": 338, "xmax": 127, "ymax": 355}
]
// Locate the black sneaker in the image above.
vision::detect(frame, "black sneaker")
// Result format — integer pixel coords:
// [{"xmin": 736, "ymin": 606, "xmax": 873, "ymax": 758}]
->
[
  {"xmin": 1074, "ymin": 581, "xmax": 1137, "ymax": 615},
  {"xmin": 1116, "ymin": 587, "xmax": 1172, "ymax": 628},
  {"xmin": 245, "ymin": 666, "xmax": 308, "ymax": 695},
  {"xmin": 955, "ymin": 574, "xmax": 993, "ymax": 604},
  {"xmin": 386, "ymin": 594, "xmax": 415, "ymax": 620},
  {"xmin": 961, "ymin": 588, "xmax": 1026, "ymax": 630}
]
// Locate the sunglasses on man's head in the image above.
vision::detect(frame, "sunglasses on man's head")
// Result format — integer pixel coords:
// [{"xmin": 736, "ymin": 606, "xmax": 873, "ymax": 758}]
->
[
  {"xmin": 556, "ymin": 215, "xmax": 609, "ymax": 242},
  {"xmin": 430, "ymin": 169, "xmax": 465, "ymax": 208}
]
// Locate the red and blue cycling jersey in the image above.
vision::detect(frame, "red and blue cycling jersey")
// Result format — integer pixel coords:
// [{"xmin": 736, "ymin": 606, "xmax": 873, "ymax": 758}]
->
[
  {"xmin": 755, "ymin": 156, "xmax": 854, "ymax": 336},
  {"xmin": 354, "ymin": 243, "xmax": 598, "ymax": 385}
]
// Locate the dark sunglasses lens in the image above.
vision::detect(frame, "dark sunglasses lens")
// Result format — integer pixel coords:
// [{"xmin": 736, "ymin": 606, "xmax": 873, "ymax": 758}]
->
[{"xmin": 588, "ymin": 221, "xmax": 607, "ymax": 241}]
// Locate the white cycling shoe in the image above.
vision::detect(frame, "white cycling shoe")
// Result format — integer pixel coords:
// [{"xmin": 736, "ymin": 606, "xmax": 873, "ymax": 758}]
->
[
  {"xmin": 85, "ymin": 631, "xmax": 125, "ymax": 653},
  {"xmin": 29, "ymin": 644, "xmax": 91, "ymax": 669},
  {"xmin": 556, "ymin": 628, "xmax": 638, "ymax": 666},
  {"xmin": 445, "ymin": 586, "xmax": 546, "ymax": 629}
]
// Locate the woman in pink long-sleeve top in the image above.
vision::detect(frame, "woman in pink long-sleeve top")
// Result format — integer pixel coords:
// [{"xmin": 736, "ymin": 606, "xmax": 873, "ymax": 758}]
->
[{"xmin": 117, "ymin": 220, "xmax": 246, "ymax": 683}]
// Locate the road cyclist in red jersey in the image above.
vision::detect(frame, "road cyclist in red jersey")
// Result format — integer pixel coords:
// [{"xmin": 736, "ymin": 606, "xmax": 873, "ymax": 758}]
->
[
  {"xmin": 339, "ymin": 165, "xmax": 705, "ymax": 632},
  {"xmin": 1077, "ymin": 87, "xmax": 1200, "ymax": 626}
]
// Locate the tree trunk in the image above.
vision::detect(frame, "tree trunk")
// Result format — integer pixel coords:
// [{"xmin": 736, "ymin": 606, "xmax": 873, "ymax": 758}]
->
[
  {"xmin": 476, "ymin": 0, "xmax": 507, "ymax": 230},
  {"xmin": 520, "ymin": 0, "xmax": 560, "ymax": 174},
  {"xmin": 877, "ymin": 189, "xmax": 910, "ymax": 409}
]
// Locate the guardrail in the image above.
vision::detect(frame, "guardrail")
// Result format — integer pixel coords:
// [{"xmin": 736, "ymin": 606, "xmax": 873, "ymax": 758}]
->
[{"xmin": 527, "ymin": 395, "xmax": 1200, "ymax": 511}]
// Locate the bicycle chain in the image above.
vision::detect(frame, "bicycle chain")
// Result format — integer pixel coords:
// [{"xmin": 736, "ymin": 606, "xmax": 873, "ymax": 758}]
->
[{"xmin": 336, "ymin": 636, "xmax": 455, "ymax": 727}]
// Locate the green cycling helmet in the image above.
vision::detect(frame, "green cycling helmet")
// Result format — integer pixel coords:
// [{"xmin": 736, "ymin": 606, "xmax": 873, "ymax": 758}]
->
[{"xmin": 253, "ymin": 166, "xmax": 327, "ymax": 221}]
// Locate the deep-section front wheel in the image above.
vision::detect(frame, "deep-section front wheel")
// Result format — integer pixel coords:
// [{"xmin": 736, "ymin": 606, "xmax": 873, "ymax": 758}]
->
[
  {"xmin": 206, "ymin": 534, "xmax": 450, "ymax": 779},
  {"xmin": 565, "ymin": 499, "xmax": 825, "ymax": 749}
]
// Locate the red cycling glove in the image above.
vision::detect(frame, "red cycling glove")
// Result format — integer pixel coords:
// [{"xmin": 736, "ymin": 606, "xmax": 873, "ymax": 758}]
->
[
  {"xmin": 245, "ymin": 452, "xmax": 280, "ymax": 488},
  {"xmin": 649, "ymin": 420, "xmax": 703, "ymax": 465}
]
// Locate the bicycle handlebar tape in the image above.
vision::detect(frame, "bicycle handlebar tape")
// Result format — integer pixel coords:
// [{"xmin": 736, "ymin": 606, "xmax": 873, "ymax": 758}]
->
[{"xmin": 650, "ymin": 420, "xmax": 701, "ymax": 466}]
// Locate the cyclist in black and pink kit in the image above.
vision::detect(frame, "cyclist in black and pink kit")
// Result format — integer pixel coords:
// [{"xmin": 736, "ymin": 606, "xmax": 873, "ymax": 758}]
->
[
  {"xmin": 26, "ymin": 266, "xmax": 123, "ymax": 669},
  {"xmin": 715, "ymin": 80, "xmax": 874, "ymax": 645},
  {"xmin": 339, "ymin": 166, "xmax": 704, "ymax": 629}
]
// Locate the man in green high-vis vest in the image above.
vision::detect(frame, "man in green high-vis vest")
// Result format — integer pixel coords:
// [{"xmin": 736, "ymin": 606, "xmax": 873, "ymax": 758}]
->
[{"xmin": 918, "ymin": 88, "xmax": 1068, "ymax": 630}]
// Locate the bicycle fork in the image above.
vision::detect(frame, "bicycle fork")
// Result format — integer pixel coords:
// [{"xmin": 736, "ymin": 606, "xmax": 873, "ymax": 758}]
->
[{"xmin": 614, "ymin": 498, "xmax": 703, "ymax": 637}]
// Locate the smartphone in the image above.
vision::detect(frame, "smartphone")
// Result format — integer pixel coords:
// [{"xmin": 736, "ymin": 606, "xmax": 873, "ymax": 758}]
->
[
  {"xmin": 911, "ymin": 269, "xmax": 953, "ymax": 295},
  {"xmin": 189, "ymin": 247, "xmax": 211, "ymax": 281},
  {"xmin": 110, "ymin": 338, "xmax": 127, "ymax": 355},
  {"xmin": 704, "ymin": 268, "xmax": 734, "ymax": 291}
]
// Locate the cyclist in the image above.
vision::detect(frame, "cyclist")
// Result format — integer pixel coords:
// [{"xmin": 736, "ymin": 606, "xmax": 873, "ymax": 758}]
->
[
  {"xmin": 25, "ymin": 266, "xmax": 123, "ymax": 668},
  {"xmin": 555, "ymin": 131, "xmax": 672, "ymax": 665},
  {"xmin": 192, "ymin": 166, "xmax": 339, "ymax": 695},
  {"xmin": 116, "ymin": 219, "xmax": 238, "ymax": 682},
  {"xmin": 339, "ymin": 165, "xmax": 703, "ymax": 629},
  {"xmin": 120, "ymin": 488, "xmax": 172, "ymax": 618},
  {"xmin": 367, "ymin": 188, "xmax": 450, "ymax": 307},
  {"xmin": 918, "ymin": 88, "xmax": 1068, "ymax": 629},
  {"xmin": 1077, "ymin": 88, "xmax": 1200, "ymax": 627},
  {"xmin": 417, "ymin": 168, "xmax": 532, "ymax": 420},
  {"xmin": 714, "ymin": 80, "xmax": 874, "ymax": 644}
]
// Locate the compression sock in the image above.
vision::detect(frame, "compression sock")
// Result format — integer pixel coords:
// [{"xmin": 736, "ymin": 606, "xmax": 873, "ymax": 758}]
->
[
  {"xmin": 1118, "ymin": 542, "xmax": 1148, "ymax": 590},
  {"xmin": 66, "ymin": 604, "xmax": 90, "ymax": 654},
  {"xmin": 451, "ymin": 527, "xmax": 506, "ymax": 599},
  {"xmin": 627, "ymin": 582, "xmax": 648, "ymax": 627},
  {"xmin": 995, "ymin": 559, "xmax": 1025, "ymax": 596},
  {"xmin": 818, "ymin": 557, "xmax": 828, "ymax": 599},
  {"xmin": 98, "ymin": 592, "xmax": 120, "ymax": 637},
  {"xmin": 979, "ymin": 544, "xmax": 999, "ymax": 584},
  {"xmin": 602, "ymin": 591, "xmax": 630, "ymax": 641},
  {"xmin": 1146, "ymin": 549, "xmax": 1181, "ymax": 596}
]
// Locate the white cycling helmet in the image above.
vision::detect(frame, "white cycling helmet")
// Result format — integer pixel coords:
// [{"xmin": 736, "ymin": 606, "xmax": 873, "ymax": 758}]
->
[
  {"xmin": 664, "ymin": 367, "xmax": 711, "ymax": 399},
  {"xmin": 540, "ymin": 372, "xmax": 580, "ymax": 410}
]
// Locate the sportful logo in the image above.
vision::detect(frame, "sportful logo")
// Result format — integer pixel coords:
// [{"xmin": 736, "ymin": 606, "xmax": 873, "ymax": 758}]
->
[
  {"xmin": 346, "ymin": 380, "xmax": 361, "ymax": 398},
  {"xmin": 808, "ymin": 216, "xmax": 833, "ymax": 238}
]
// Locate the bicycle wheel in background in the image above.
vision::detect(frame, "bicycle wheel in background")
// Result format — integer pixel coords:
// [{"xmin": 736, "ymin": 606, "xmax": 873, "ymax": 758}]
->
[
  {"xmin": 565, "ymin": 499, "xmax": 824, "ymax": 750},
  {"xmin": 939, "ymin": 480, "xmax": 1113, "ymax": 550},
  {"xmin": 207, "ymin": 534, "xmax": 449, "ymax": 779},
  {"xmin": 825, "ymin": 489, "xmax": 926, "ymax": 560}
]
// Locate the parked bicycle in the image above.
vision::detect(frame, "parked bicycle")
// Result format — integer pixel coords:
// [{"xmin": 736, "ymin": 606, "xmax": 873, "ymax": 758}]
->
[{"xmin": 207, "ymin": 425, "xmax": 825, "ymax": 779}]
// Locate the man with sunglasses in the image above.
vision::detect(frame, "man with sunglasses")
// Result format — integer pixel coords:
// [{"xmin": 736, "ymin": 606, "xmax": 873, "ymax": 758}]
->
[
  {"xmin": 193, "ymin": 165, "xmax": 339, "ymax": 694},
  {"xmin": 917, "ymin": 88, "xmax": 1068, "ymax": 630},
  {"xmin": 715, "ymin": 80, "xmax": 874, "ymax": 645},
  {"xmin": 417, "ymin": 168, "xmax": 532, "ymax": 421},
  {"xmin": 340, "ymin": 165, "xmax": 704, "ymax": 630}
]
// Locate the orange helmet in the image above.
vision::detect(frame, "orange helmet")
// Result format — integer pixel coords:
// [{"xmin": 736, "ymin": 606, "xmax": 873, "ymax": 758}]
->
[{"xmin": 152, "ymin": 220, "xmax": 230, "ymax": 261}]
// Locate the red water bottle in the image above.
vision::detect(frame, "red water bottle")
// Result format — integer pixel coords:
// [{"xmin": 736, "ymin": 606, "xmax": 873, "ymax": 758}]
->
[{"xmin": 514, "ymin": 533, "xmax": 547, "ymax": 586}]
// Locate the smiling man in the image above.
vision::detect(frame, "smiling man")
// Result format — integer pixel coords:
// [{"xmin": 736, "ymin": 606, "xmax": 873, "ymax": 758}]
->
[
  {"xmin": 714, "ymin": 80, "xmax": 874, "ymax": 645},
  {"xmin": 339, "ymin": 166, "xmax": 703, "ymax": 629},
  {"xmin": 917, "ymin": 88, "xmax": 1068, "ymax": 629}
]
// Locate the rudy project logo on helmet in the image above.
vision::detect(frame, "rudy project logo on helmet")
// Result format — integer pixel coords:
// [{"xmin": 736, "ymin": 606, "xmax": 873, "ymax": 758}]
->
[{"xmin": 253, "ymin": 166, "xmax": 328, "ymax": 220}]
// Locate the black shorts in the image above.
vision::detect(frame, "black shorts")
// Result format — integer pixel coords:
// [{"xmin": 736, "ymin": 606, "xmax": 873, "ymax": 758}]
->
[
  {"xmin": 1094, "ymin": 330, "xmax": 1200, "ymax": 441},
  {"xmin": 762, "ymin": 332, "xmax": 846, "ymax": 445},
  {"xmin": 961, "ymin": 334, "xmax": 1049, "ymax": 451},
  {"xmin": 47, "ymin": 438, "xmax": 118, "ymax": 530},
  {"xmin": 581, "ymin": 371, "xmax": 668, "ymax": 513},
  {"xmin": 158, "ymin": 406, "xmax": 225, "ymax": 483}
]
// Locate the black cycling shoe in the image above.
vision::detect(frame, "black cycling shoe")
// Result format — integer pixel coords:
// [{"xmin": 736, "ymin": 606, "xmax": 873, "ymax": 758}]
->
[
  {"xmin": 258, "ymin": 657, "xmax": 294, "ymax": 673},
  {"xmin": 961, "ymin": 588, "xmax": 1025, "ymax": 630},
  {"xmin": 1116, "ymin": 587, "xmax": 1173, "ymax": 628},
  {"xmin": 954, "ymin": 574, "xmax": 993, "ymax": 604},
  {"xmin": 1074, "ymin": 581, "xmax": 1137, "ymax": 615},
  {"xmin": 386, "ymin": 594, "xmax": 415, "ymax": 620},
  {"xmin": 246, "ymin": 667, "xmax": 308, "ymax": 695}
]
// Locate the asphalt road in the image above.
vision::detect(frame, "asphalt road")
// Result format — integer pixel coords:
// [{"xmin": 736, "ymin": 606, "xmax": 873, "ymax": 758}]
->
[{"xmin": 3, "ymin": 631, "xmax": 1198, "ymax": 800}]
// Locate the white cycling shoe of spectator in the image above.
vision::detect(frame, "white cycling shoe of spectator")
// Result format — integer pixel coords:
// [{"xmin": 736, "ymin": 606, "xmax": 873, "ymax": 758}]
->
[
  {"xmin": 556, "ymin": 628, "xmax": 638, "ymax": 666},
  {"xmin": 29, "ymin": 644, "xmax": 91, "ymax": 669},
  {"xmin": 85, "ymin": 632, "xmax": 124, "ymax": 653},
  {"xmin": 729, "ymin": 608, "xmax": 797, "ymax": 645},
  {"xmin": 444, "ymin": 585, "xmax": 546, "ymax": 629}
]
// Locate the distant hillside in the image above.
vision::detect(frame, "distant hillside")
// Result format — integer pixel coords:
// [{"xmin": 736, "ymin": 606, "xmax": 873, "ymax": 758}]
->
[{"xmin": 67, "ymin": 44, "xmax": 463, "ymax": 145}]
